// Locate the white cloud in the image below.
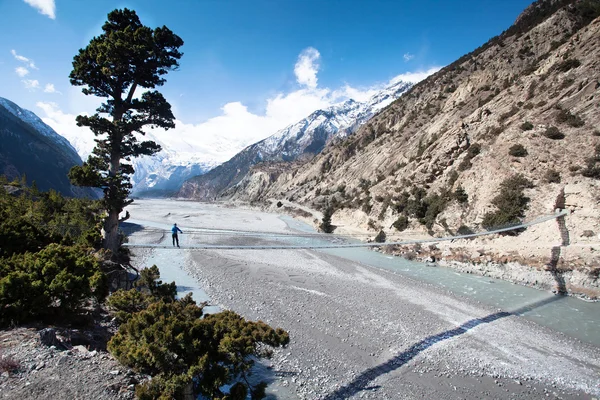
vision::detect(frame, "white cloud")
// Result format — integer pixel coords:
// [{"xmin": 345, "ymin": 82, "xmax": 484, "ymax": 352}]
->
[
  {"xmin": 37, "ymin": 102, "xmax": 94, "ymax": 158},
  {"xmin": 23, "ymin": 0, "xmax": 56, "ymax": 19},
  {"xmin": 11, "ymin": 49, "xmax": 37, "ymax": 69},
  {"xmin": 37, "ymin": 47, "xmax": 442, "ymax": 165},
  {"xmin": 391, "ymin": 67, "xmax": 441, "ymax": 84},
  {"xmin": 294, "ymin": 47, "xmax": 320, "ymax": 89},
  {"xmin": 44, "ymin": 83, "xmax": 61, "ymax": 94},
  {"xmin": 22, "ymin": 79, "xmax": 40, "ymax": 90},
  {"xmin": 15, "ymin": 67, "xmax": 29, "ymax": 77},
  {"xmin": 403, "ymin": 53, "xmax": 415, "ymax": 62}
]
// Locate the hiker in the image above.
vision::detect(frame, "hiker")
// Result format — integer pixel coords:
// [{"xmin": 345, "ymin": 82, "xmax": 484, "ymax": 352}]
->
[{"xmin": 171, "ymin": 223, "xmax": 183, "ymax": 247}]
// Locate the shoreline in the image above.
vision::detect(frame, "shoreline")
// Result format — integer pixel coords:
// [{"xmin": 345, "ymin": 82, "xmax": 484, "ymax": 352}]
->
[{"xmin": 252, "ymin": 198, "xmax": 600, "ymax": 300}]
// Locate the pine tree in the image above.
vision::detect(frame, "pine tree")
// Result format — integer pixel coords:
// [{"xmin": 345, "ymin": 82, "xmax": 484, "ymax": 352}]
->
[
  {"xmin": 320, "ymin": 203, "xmax": 335, "ymax": 233},
  {"xmin": 68, "ymin": 8, "xmax": 183, "ymax": 255}
]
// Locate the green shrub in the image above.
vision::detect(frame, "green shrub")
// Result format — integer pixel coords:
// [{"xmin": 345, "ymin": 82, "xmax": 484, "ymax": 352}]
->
[
  {"xmin": 509, "ymin": 144, "xmax": 528, "ymax": 157},
  {"xmin": 374, "ymin": 230, "xmax": 386, "ymax": 243},
  {"xmin": 320, "ymin": 204, "xmax": 335, "ymax": 233},
  {"xmin": 456, "ymin": 225, "xmax": 475, "ymax": 235},
  {"xmin": 481, "ymin": 175, "xmax": 533, "ymax": 231},
  {"xmin": 581, "ymin": 144, "xmax": 600, "ymax": 179},
  {"xmin": 0, "ymin": 244, "xmax": 107, "ymax": 326},
  {"xmin": 543, "ymin": 126, "xmax": 565, "ymax": 140},
  {"xmin": 108, "ymin": 297, "xmax": 289, "ymax": 400},
  {"xmin": 520, "ymin": 121, "xmax": 534, "ymax": 131},
  {"xmin": 453, "ymin": 186, "xmax": 468, "ymax": 203},
  {"xmin": 555, "ymin": 109, "xmax": 585, "ymax": 127},
  {"xmin": 458, "ymin": 143, "xmax": 481, "ymax": 171},
  {"xmin": 545, "ymin": 169, "xmax": 561, "ymax": 183},
  {"xmin": 392, "ymin": 215, "xmax": 409, "ymax": 231}
]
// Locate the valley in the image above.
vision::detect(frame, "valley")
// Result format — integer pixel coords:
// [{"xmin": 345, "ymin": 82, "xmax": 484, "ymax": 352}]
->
[{"xmin": 123, "ymin": 199, "xmax": 600, "ymax": 399}]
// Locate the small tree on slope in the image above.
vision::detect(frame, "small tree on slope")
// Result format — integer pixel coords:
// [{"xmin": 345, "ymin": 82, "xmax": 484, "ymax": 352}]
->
[{"xmin": 68, "ymin": 8, "xmax": 183, "ymax": 255}]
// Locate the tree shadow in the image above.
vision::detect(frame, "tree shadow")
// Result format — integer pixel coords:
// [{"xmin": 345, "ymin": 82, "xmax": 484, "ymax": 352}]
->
[
  {"xmin": 119, "ymin": 221, "xmax": 145, "ymax": 236},
  {"xmin": 323, "ymin": 295, "xmax": 562, "ymax": 400}
]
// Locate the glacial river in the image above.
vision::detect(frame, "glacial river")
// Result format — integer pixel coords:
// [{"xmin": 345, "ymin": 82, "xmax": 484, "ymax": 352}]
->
[{"xmin": 125, "ymin": 200, "xmax": 599, "ymax": 347}]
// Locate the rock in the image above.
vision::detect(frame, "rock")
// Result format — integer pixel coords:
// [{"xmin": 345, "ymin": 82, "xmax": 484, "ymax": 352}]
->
[
  {"xmin": 109, "ymin": 370, "xmax": 120, "ymax": 375},
  {"xmin": 73, "ymin": 345, "xmax": 89, "ymax": 354},
  {"xmin": 39, "ymin": 328, "xmax": 60, "ymax": 347}
]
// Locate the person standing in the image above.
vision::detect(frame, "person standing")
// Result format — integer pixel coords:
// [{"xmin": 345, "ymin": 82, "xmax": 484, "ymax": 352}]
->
[{"xmin": 171, "ymin": 223, "xmax": 183, "ymax": 247}]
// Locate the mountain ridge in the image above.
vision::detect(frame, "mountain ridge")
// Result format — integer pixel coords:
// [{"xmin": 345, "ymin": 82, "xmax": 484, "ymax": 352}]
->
[
  {"xmin": 178, "ymin": 80, "xmax": 413, "ymax": 199},
  {"xmin": 0, "ymin": 97, "xmax": 97, "ymax": 198}
]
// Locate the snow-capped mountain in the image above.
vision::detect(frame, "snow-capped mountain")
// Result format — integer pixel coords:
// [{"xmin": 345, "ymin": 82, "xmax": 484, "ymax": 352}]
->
[
  {"xmin": 45, "ymin": 116, "xmax": 218, "ymax": 197},
  {"xmin": 178, "ymin": 80, "xmax": 412, "ymax": 200},
  {"xmin": 0, "ymin": 97, "xmax": 97, "ymax": 198}
]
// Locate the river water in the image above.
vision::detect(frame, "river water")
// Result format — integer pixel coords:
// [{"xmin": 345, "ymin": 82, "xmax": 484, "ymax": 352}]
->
[
  {"xmin": 280, "ymin": 216, "xmax": 600, "ymax": 347},
  {"xmin": 124, "ymin": 200, "xmax": 599, "ymax": 348}
]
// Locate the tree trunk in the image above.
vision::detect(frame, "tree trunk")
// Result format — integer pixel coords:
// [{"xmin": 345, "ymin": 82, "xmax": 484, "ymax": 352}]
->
[
  {"xmin": 105, "ymin": 125, "xmax": 123, "ymax": 256},
  {"xmin": 104, "ymin": 208, "xmax": 120, "ymax": 255}
]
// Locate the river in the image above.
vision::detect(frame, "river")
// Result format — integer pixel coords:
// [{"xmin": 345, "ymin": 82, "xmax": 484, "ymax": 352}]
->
[{"xmin": 124, "ymin": 199, "xmax": 599, "ymax": 347}]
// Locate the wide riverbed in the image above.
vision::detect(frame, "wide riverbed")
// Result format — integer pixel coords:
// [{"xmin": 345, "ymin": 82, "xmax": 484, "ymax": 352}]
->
[{"xmin": 124, "ymin": 199, "xmax": 600, "ymax": 399}]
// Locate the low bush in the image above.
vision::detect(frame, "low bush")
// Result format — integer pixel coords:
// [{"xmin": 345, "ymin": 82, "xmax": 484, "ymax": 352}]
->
[
  {"xmin": 581, "ymin": 144, "xmax": 600, "ymax": 179},
  {"xmin": 458, "ymin": 143, "xmax": 481, "ymax": 171},
  {"xmin": 555, "ymin": 58, "xmax": 581, "ymax": 72},
  {"xmin": 0, "ymin": 244, "xmax": 107, "ymax": 326},
  {"xmin": 520, "ymin": 121, "xmax": 534, "ymax": 131},
  {"xmin": 392, "ymin": 215, "xmax": 409, "ymax": 231},
  {"xmin": 109, "ymin": 299, "xmax": 289, "ymax": 399},
  {"xmin": 545, "ymin": 169, "xmax": 561, "ymax": 183},
  {"xmin": 555, "ymin": 109, "xmax": 585, "ymax": 127},
  {"xmin": 374, "ymin": 230, "xmax": 386, "ymax": 243},
  {"xmin": 543, "ymin": 126, "xmax": 565, "ymax": 140},
  {"xmin": 456, "ymin": 225, "xmax": 475, "ymax": 235},
  {"xmin": 509, "ymin": 144, "xmax": 528, "ymax": 157},
  {"xmin": 453, "ymin": 186, "xmax": 468, "ymax": 203},
  {"xmin": 481, "ymin": 175, "xmax": 533, "ymax": 231}
]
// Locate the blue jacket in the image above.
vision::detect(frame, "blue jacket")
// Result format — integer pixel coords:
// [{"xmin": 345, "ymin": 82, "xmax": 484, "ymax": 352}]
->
[{"xmin": 171, "ymin": 225, "xmax": 182, "ymax": 234}]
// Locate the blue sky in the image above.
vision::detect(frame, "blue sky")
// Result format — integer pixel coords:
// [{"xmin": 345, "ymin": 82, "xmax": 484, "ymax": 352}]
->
[{"xmin": 0, "ymin": 0, "xmax": 532, "ymax": 162}]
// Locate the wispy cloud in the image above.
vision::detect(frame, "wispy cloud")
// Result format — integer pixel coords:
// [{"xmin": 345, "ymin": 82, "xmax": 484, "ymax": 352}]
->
[
  {"xmin": 11, "ymin": 49, "xmax": 37, "ymax": 69},
  {"xmin": 294, "ymin": 47, "xmax": 321, "ymax": 89},
  {"xmin": 23, "ymin": 0, "xmax": 56, "ymax": 19},
  {"xmin": 403, "ymin": 52, "xmax": 415, "ymax": 62},
  {"xmin": 22, "ymin": 79, "xmax": 40, "ymax": 90},
  {"xmin": 391, "ymin": 67, "xmax": 441, "ymax": 83},
  {"xmin": 43, "ymin": 83, "xmax": 61, "ymax": 94},
  {"xmin": 15, "ymin": 66, "xmax": 30, "ymax": 77}
]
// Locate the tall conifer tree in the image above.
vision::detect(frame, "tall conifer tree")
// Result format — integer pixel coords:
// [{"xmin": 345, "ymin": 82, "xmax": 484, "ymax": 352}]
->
[{"xmin": 68, "ymin": 9, "xmax": 183, "ymax": 255}]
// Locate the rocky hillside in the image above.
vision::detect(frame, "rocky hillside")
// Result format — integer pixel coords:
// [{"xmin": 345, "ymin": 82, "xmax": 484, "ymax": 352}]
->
[
  {"xmin": 178, "ymin": 80, "xmax": 412, "ymax": 200},
  {"xmin": 226, "ymin": 0, "xmax": 600, "ymax": 289},
  {"xmin": 0, "ymin": 98, "xmax": 97, "ymax": 198}
]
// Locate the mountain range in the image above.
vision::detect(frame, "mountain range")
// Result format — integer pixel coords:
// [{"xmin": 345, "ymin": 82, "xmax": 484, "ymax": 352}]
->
[
  {"xmin": 178, "ymin": 80, "xmax": 413, "ymax": 199},
  {"xmin": 183, "ymin": 0, "xmax": 600, "ymax": 288},
  {"xmin": 0, "ymin": 97, "xmax": 96, "ymax": 198}
]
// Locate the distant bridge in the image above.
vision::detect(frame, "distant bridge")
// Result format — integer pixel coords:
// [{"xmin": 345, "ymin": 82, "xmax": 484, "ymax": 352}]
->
[{"xmin": 121, "ymin": 210, "xmax": 569, "ymax": 250}]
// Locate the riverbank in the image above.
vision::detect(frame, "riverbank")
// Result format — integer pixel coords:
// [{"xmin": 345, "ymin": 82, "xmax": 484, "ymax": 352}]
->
[
  {"xmin": 182, "ymin": 246, "xmax": 600, "ymax": 399},
  {"xmin": 258, "ymin": 199, "xmax": 600, "ymax": 300},
  {"xmin": 124, "ymin": 199, "xmax": 600, "ymax": 399}
]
